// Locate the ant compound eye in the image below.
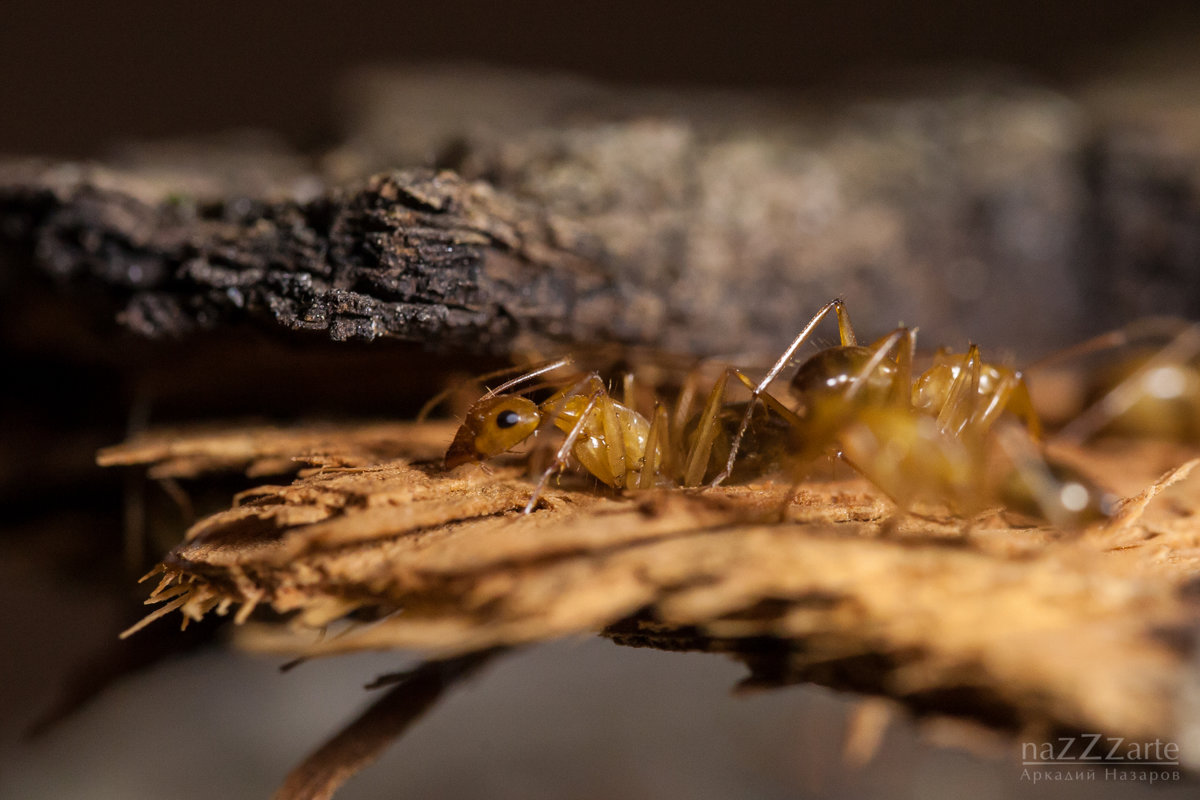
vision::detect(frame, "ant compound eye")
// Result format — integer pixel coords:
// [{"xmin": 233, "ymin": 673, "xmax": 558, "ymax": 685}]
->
[{"xmin": 496, "ymin": 409, "xmax": 521, "ymax": 429}]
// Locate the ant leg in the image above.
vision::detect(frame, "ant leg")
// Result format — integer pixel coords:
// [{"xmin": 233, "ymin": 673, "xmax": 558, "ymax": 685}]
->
[
  {"xmin": 753, "ymin": 299, "xmax": 852, "ymax": 397},
  {"xmin": 974, "ymin": 372, "xmax": 1043, "ymax": 440},
  {"xmin": 543, "ymin": 374, "xmax": 627, "ymax": 487},
  {"xmin": 417, "ymin": 356, "xmax": 576, "ymax": 422},
  {"xmin": 894, "ymin": 326, "xmax": 917, "ymax": 408},
  {"xmin": 845, "ymin": 327, "xmax": 912, "ymax": 404},
  {"xmin": 710, "ymin": 298, "xmax": 849, "ymax": 487},
  {"xmin": 991, "ymin": 423, "xmax": 1070, "ymax": 528},
  {"xmin": 975, "ymin": 372, "xmax": 1016, "ymax": 433},
  {"xmin": 597, "ymin": 389, "xmax": 630, "ymax": 487},
  {"xmin": 672, "ymin": 368, "xmax": 704, "ymax": 440},
  {"xmin": 537, "ymin": 371, "xmax": 618, "ymax": 482},
  {"xmin": 834, "ymin": 300, "xmax": 858, "ymax": 347},
  {"xmin": 539, "ymin": 371, "xmax": 606, "ymax": 426},
  {"xmin": 658, "ymin": 404, "xmax": 674, "ymax": 481},
  {"xmin": 639, "ymin": 404, "xmax": 670, "ymax": 489},
  {"xmin": 729, "ymin": 369, "xmax": 804, "ymax": 426},
  {"xmin": 622, "ymin": 373, "xmax": 636, "ymax": 409},
  {"xmin": 685, "ymin": 368, "xmax": 801, "ymax": 487},
  {"xmin": 935, "ymin": 345, "xmax": 982, "ymax": 436},
  {"xmin": 683, "ymin": 370, "xmax": 731, "ymax": 487},
  {"xmin": 1003, "ymin": 374, "xmax": 1043, "ymax": 440},
  {"xmin": 838, "ymin": 449, "xmax": 912, "ymax": 516},
  {"xmin": 1027, "ymin": 317, "xmax": 1192, "ymax": 371},
  {"xmin": 524, "ymin": 389, "xmax": 604, "ymax": 514}
]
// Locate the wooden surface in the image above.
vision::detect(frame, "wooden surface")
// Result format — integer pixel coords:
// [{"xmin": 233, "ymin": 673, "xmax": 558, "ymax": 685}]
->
[{"xmin": 101, "ymin": 421, "xmax": 1200, "ymax": 796}]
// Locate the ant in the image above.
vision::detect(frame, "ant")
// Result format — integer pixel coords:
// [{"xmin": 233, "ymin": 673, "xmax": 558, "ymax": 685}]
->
[
  {"xmin": 713, "ymin": 299, "xmax": 1113, "ymax": 528},
  {"xmin": 713, "ymin": 300, "xmax": 1038, "ymax": 479},
  {"xmin": 442, "ymin": 355, "xmax": 787, "ymax": 512}
]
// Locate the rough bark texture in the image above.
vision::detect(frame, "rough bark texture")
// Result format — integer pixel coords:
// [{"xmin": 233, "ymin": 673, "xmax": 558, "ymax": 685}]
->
[
  {"xmin": 102, "ymin": 421, "xmax": 1200, "ymax": 797},
  {"xmin": 12, "ymin": 66, "xmax": 1200, "ymax": 358},
  {"xmin": 9, "ymin": 67, "xmax": 1200, "ymax": 360},
  {"xmin": 333, "ymin": 67, "xmax": 1094, "ymax": 353},
  {"xmin": 0, "ymin": 161, "xmax": 614, "ymax": 351}
]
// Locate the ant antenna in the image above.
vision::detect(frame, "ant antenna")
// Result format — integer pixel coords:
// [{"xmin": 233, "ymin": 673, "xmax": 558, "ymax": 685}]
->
[
  {"xmin": 484, "ymin": 356, "xmax": 575, "ymax": 399},
  {"xmin": 416, "ymin": 356, "xmax": 576, "ymax": 422},
  {"xmin": 1028, "ymin": 317, "xmax": 1192, "ymax": 372}
]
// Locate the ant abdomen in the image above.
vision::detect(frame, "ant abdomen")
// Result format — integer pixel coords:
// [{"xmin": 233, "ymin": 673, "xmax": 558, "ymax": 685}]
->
[
  {"xmin": 555, "ymin": 392, "xmax": 655, "ymax": 489},
  {"xmin": 1086, "ymin": 358, "xmax": 1200, "ymax": 442},
  {"xmin": 1046, "ymin": 321, "xmax": 1200, "ymax": 445},
  {"xmin": 997, "ymin": 456, "xmax": 1118, "ymax": 529}
]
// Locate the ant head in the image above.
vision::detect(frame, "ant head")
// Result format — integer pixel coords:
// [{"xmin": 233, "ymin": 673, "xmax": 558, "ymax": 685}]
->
[{"xmin": 444, "ymin": 395, "xmax": 542, "ymax": 469}]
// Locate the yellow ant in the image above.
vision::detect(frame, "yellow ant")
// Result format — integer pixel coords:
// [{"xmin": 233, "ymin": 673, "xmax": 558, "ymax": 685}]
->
[
  {"xmin": 712, "ymin": 299, "xmax": 1113, "ymax": 527},
  {"xmin": 712, "ymin": 299, "xmax": 1021, "ymax": 481},
  {"xmin": 833, "ymin": 406, "xmax": 1114, "ymax": 528},
  {"xmin": 442, "ymin": 355, "xmax": 787, "ymax": 512}
]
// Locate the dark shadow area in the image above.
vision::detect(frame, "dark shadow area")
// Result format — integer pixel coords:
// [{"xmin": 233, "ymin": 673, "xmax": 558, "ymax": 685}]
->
[{"xmin": 3, "ymin": 1, "xmax": 1200, "ymax": 157}]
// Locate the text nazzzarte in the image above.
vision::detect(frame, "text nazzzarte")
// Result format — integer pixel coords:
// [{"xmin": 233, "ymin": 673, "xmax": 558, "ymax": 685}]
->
[{"xmin": 1021, "ymin": 736, "xmax": 1179, "ymax": 763}]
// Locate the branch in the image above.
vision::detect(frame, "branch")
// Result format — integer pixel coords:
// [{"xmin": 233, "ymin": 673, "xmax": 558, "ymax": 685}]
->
[{"xmin": 2, "ymin": 67, "xmax": 1138, "ymax": 357}]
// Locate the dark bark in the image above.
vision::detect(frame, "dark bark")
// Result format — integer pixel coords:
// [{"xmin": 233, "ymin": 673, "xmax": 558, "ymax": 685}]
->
[
  {"xmin": 0, "ymin": 163, "xmax": 613, "ymax": 352},
  {"xmin": 0, "ymin": 69, "xmax": 1098, "ymax": 359},
  {"xmin": 4, "ymin": 66, "xmax": 1200, "ymax": 361}
]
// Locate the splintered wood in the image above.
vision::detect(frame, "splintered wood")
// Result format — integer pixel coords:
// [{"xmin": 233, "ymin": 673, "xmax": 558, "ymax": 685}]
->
[{"xmin": 103, "ymin": 422, "xmax": 1200, "ymax": 764}]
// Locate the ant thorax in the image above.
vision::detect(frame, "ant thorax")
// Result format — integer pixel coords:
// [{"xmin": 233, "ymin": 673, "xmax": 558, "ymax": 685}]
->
[{"xmin": 788, "ymin": 347, "xmax": 902, "ymax": 421}]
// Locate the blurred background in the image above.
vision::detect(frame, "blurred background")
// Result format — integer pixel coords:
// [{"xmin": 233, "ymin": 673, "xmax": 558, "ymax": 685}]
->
[
  {"xmin": 2, "ymin": 0, "xmax": 1199, "ymax": 157},
  {"xmin": 5, "ymin": 2, "xmax": 1200, "ymax": 797}
]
